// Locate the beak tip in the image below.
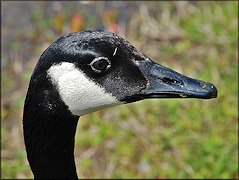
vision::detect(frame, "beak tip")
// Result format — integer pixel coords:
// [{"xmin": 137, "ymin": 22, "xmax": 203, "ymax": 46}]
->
[
  {"xmin": 210, "ymin": 84, "xmax": 218, "ymax": 98},
  {"xmin": 204, "ymin": 82, "xmax": 218, "ymax": 99}
]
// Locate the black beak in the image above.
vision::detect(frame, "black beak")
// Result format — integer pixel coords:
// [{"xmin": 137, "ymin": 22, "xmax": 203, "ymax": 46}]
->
[{"xmin": 135, "ymin": 58, "xmax": 217, "ymax": 100}]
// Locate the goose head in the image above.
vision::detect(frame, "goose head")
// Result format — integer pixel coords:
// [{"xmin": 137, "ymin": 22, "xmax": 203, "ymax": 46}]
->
[
  {"xmin": 37, "ymin": 30, "xmax": 216, "ymax": 116},
  {"xmin": 23, "ymin": 30, "xmax": 217, "ymax": 179}
]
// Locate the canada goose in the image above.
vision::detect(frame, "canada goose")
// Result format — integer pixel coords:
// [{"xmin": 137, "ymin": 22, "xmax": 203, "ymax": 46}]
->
[{"xmin": 23, "ymin": 30, "xmax": 217, "ymax": 179}]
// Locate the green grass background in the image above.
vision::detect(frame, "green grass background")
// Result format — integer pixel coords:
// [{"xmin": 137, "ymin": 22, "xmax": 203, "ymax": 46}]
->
[{"xmin": 1, "ymin": 1, "xmax": 238, "ymax": 179}]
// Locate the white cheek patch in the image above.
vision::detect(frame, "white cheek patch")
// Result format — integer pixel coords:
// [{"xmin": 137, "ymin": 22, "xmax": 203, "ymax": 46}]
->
[{"xmin": 47, "ymin": 62, "xmax": 122, "ymax": 116}]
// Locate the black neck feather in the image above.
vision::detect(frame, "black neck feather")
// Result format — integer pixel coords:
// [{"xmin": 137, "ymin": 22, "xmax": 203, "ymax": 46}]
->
[{"xmin": 23, "ymin": 72, "xmax": 79, "ymax": 179}]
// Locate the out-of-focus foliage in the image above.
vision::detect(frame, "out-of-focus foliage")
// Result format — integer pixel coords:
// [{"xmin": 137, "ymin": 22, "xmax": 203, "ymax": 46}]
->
[{"xmin": 1, "ymin": 1, "xmax": 238, "ymax": 179}]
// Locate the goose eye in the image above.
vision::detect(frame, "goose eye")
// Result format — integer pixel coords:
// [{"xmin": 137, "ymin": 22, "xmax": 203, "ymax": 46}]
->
[{"xmin": 90, "ymin": 57, "xmax": 111, "ymax": 73}]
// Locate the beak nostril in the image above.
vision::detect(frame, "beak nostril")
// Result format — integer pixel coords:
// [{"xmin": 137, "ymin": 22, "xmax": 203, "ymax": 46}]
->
[{"xmin": 160, "ymin": 77, "xmax": 182, "ymax": 86}]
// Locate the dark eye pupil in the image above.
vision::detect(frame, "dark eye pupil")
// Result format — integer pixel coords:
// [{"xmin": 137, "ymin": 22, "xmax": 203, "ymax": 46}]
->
[{"xmin": 93, "ymin": 59, "xmax": 108, "ymax": 70}]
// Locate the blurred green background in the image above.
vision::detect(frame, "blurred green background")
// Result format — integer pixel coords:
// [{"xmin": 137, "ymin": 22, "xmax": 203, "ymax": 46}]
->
[{"xmin": 1, "ymin": 1, "xmax": 238, "ymax": 179}]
